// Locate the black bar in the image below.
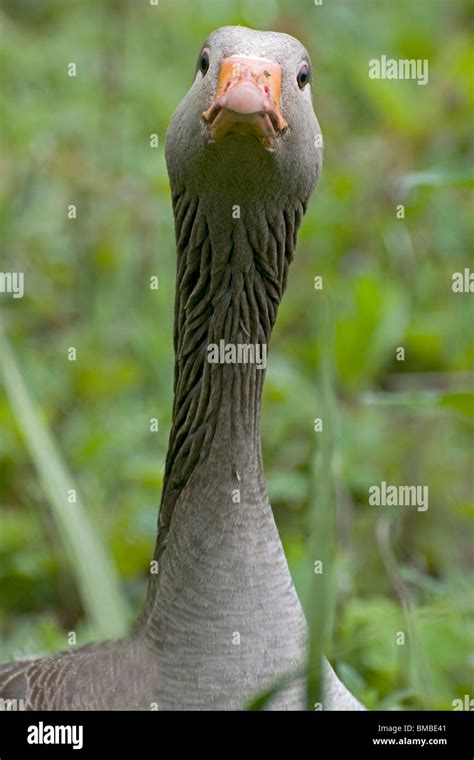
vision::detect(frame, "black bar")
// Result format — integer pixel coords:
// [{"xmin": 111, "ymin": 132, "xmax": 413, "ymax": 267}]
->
[{"xmin": 0, "ymin": 710, "xmax": 471, "ymax": 757}]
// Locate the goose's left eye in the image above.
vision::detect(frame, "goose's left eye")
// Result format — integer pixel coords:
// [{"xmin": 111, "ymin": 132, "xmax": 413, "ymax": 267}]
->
[{"xmin": 297, "ymin": 63, "xmax": 310, "ymax": 89}]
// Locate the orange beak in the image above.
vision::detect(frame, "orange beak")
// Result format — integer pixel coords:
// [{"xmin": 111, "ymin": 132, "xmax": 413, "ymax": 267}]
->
[{"xmin": 203, "ymin": 56, "xmax": 287, "ymax": 148}]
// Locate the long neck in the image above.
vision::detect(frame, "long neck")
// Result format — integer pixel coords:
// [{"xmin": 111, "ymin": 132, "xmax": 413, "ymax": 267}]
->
[
  {"xmin": 153, "ymin": 191, "xmax": 305, "ymax": 559},
  {"xmin": 138, "ymin": 190, "xmax": 307, "ymax": 708}
]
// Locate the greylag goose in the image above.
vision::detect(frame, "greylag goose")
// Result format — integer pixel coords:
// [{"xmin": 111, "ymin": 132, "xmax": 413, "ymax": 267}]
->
[{"xmin": 0, "ymin": 25, "xmax": 363, "ymax": 711}]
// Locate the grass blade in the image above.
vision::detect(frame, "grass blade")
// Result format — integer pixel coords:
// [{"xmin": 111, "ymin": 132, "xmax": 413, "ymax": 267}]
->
[{"xmin": 0, "ymin": 321, "xmax": 130, "ymax": 641}]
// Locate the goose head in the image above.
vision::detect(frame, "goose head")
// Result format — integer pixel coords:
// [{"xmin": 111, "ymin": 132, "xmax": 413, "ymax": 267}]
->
[{"xmin": 165, "ymin": 26, "xmax": 323, "ymax": 208}]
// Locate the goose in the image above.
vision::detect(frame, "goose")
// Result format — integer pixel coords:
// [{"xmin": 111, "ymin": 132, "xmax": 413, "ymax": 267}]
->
[{"xmin": 0, "ymin": 26, "xmax": 363, "ymax": 711}]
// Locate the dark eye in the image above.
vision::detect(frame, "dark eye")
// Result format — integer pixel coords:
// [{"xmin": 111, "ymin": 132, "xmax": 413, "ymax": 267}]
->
[
  {"xmin": 297, "ymin": 63, "xmax": 310, "ymax": 89},
  {"xmin": 199, "ymin": 49, "xmax": 210, "ymax": 76}
]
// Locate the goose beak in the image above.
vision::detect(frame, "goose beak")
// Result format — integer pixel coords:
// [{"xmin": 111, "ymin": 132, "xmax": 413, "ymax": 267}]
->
[{"xmin": 203, "ymin": 56, "xmax": 287, "ymax": 148}]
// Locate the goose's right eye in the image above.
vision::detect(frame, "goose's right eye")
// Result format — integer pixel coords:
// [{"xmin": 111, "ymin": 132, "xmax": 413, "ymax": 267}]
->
[{"xmin": 200, "ymin": 49, "xmax": 210, "ymax": 76}]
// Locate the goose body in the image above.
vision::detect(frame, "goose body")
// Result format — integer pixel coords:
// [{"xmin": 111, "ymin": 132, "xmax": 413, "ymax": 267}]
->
[{"xmin": 0, "ymin": 26, "xmax": 363, "ymax": 711}]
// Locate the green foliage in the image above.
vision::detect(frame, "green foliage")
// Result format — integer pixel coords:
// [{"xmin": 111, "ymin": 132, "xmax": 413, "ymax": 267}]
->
[
  {"xmin": 0, "ymin": 327, "xmax": 130, "ymax": 639},
  {"xmin": 0, "ymin": 0, "xmax": 472, "ymax": 709}
]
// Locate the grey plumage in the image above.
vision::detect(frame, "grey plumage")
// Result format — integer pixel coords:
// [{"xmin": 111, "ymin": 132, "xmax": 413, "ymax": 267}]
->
[{"xmin": 0, "ymin": 26, "xmax": 363, "ymax": 711}]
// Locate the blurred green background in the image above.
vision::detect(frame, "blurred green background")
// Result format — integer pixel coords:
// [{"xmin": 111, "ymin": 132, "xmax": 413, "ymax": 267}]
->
[{"xmin": 0, "ymin": 0, "xmax": 472, "ymax": 710}]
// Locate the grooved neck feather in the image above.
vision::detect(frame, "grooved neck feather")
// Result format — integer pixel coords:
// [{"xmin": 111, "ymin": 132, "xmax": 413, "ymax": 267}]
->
[{"xmin": 151, "ymin": 191, "xmax": 305, "ymax": 561}]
